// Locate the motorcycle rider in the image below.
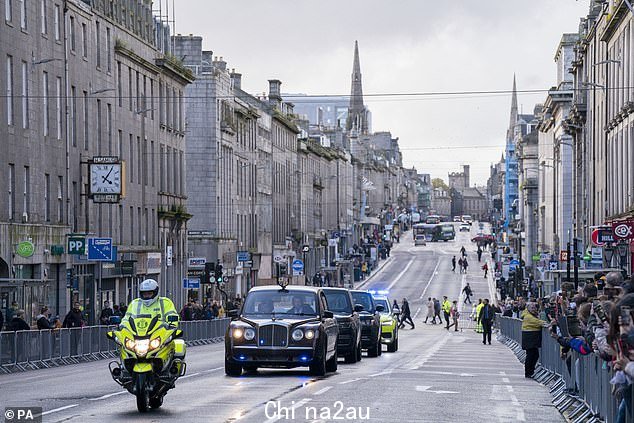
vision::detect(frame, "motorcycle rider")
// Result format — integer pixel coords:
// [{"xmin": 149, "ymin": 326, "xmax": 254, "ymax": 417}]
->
[{"xmin": 122, "ymin": 279, "xmax": 179, "ymax": 327}]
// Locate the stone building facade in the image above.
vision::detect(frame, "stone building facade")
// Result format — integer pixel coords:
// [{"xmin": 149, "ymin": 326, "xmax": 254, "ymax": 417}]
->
[{"xmin": 0, "ymin": 0, "xmax": 192, "ymax": 324}]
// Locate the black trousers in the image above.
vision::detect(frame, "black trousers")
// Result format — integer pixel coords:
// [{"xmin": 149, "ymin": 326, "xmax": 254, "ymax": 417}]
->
[
  {"xmin": 400, "ymin": 315, "xmax": 414, "ymax": 328},
  {"xmin": 525, "ymin": 347, "xmax": 539, "ymax": 377},
  {"xmin": 482, "ymin": 320, "xmax": 492, "ymax": 344},
  {"xmin": 444, "ymin": 312, "xmax": 450, "ymax": 327}
]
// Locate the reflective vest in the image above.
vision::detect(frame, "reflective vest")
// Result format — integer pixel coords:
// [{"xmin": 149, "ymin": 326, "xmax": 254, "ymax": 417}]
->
[
  {"xmin": 122, "ymin": 297, "xmax": 179, "ymax": 326},
  {"xmin": 442, "ymin": 300, "xmax": 451, "ymax": 314}
]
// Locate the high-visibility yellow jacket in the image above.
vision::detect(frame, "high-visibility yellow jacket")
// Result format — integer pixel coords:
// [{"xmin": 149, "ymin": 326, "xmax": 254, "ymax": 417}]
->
[
  {"xmin": 442, "ymin": 300, "xmax": 452, "ymax": 314},
  {"xmin": 122, "ymin": 297, "xmax": 179, "ymax": 327}
]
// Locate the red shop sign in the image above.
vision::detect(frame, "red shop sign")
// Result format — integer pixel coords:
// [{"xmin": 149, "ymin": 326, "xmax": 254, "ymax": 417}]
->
[{"xmin": 612, "ymin": 220, "xmax": 634, "ymax": 240}]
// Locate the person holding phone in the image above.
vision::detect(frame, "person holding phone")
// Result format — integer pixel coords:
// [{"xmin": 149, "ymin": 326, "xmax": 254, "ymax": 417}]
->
[
  {"xmin": 610, "ymin": 295, "xmax": 634, "ymax": 423},
  {"xmin": 521, "ymin": 302, "xmax": 548, "ymax": 378}
]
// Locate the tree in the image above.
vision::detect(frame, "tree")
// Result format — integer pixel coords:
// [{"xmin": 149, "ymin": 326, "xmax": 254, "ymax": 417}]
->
[{"xmin": 432, "ymin": 178, "xmax": 449, "ymax": 191}]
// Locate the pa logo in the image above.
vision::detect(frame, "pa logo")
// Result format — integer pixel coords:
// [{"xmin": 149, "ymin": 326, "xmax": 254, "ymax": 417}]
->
[
  {"xmin": 136, "ymin": 320, "xmax": 148, "ymax": 329},
  {"xmin": 614, "ymin": 224, "xmax": 632, "ymax": 239}
]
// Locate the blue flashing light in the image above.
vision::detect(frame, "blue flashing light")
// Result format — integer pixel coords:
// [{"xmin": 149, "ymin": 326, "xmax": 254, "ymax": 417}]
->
[
  {"xmin": 369, "ymin": 289, "xmax": 389, "ymax": 296},
  {"xmin": 299, "ymin": 355, "xmax": 311, "ymax": 362},
  {"xmin": 237, "ymin": 354, "xmax": 247, "ymax": 361}
]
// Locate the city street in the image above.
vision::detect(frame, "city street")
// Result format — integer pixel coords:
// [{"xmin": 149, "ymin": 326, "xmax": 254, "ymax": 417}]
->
[{"xmin": 0, "ymin": 225, "xmax": 561, "ymax": 422}]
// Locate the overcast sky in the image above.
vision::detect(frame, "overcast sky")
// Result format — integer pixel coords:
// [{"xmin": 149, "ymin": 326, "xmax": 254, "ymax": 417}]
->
[{"xmin": 175, "ymin": 0, "xmax": 591, "ymax": 186}]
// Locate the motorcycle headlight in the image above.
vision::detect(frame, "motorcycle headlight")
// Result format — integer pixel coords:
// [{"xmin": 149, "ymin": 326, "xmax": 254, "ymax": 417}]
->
[
  {"xmin": 134, "ymin": 339, "xmax": 150, "ymax": 356},
  {"xmin": 149, "ymin": 338, "xmax": 161, "ymax": 350},
  {"xmin": 292, "ymin": 328, "xmax": 304, "ymax": 341},
  {"xmin": 232, "ymin": 327, "xmax": 244, "ymax": 339},
  {"xmin": 125, "ymin": 338, "xmax": 136, "ymax": 350},
  {"xmin": 244, "ymin": 328, "xmax": 256, "ymax": 341},
  {"xmin": 304, "ymin": 329, "xmax": 315, "ymax": 340}
]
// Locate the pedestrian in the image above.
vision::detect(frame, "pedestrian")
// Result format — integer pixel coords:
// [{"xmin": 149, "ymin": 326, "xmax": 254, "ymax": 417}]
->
[
  {"xmin": 425, "ymin": 297, "xmax": 434, "ymax": 324},
  {"xmin": 446, "ymin": 300, "xmax": 460, "ymax": 331},
  {"xmin": 99, "ymin": 301, "xmax": 113, "ymax": 325},
  {"xmin": 462, "ymin": 283, "xmax": 473, "ymax": 304},
  {"xmin": 433, "ymin": 298, "xmax": 442, "ymax": 324},
  {"xmin": 482, "ymin": 262, "xmax": 489, "ymax": 278},
  {"xmin": 478, "ymin": 298, "xmax": 494, "ymax": 345},
  {"xmin": 36, "ymin": 307, "xmax": 54, "ymax": 330},
  {"xmin": 477, "ymin": 247, "xmax": 482, "ymax": 262},
  {"xmin": 6, "ymin": 301, "xmax": 18, "ymax": 323},
  {"xmin": 63, "ymin": 303, "xmax": 85, "ymax": 328},
  {"xmin": 7, "ymin": 309, "xmax": 30, "ymax": 331},
  {"xmin": 392, "ymin": 300, "xmax": 400, "ymax": 314},
  {"xmin": 460, "ymin": 246, "xmax": 466, "ymax": 257},
  {"xmin": 521, "ymin": 302, "xmax": 546, "ymax": 378},
  {"xmin": 398, "ymin": 298, "xmax": 415, "ymax": 329},
  {"xmin": 458, "ymin": 257, "xmax": 464, "ymax": 274},
  {"xmin": 0, "ymin": 307, "xmax": 3, "ymax": 331},
  {"xmin": 462, "ymin": 258, "xmax": 469, "ymax": 274},
  {"xmin": 474, "ymin": 299, "xmax": 483, "ymax": 333},
  {"xmin": 451, "ymin": 256, "xmax": 457, "ymax": 272},
  {"xmin": 442, "ymin": 296, "xmax": 452, "ymax": 329}
]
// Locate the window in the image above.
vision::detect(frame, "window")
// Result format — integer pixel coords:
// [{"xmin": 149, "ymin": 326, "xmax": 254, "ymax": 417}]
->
[
  {"xmin": 137, "ymin": 136, "xmax": 141, "ymax": 184},
  {"xmin": 40, "ymin": 0, "xmax": 46, "ymax": 34},
  {"xmin": 70, "ymin": 86, "xmax": 76, "ymax": 146},
  {"xmin": 44, "ymin": 173, "xmax": 50, "ymax": 221},
  {"xmin": 96, "ymin": 99, "xmax": 102, "ymax": 153},
  {"xmin": 83, "ymin": 90, "xmax": 88, "ymax": 149},
  {"xmin": 137, "ymin": 207, "xmax": 141, "ymax": 246},
  {"xmin": 81, "ymin": 23, "xmax": 87, "ymax": 58},
  {"xmin": 8, "ymin": 164, "xmax": 15, "ymax": 220},
  {"xmin": 53, "ymin": 4, "xmax": 60, "ymax": 41},
  {"xmin": 135, "ymin": 71, "xmax": 139, "ymax": 111},
  {"xmin": 95, "ymin": 21, "xmax": 101, "ymax": 68},
  {"xmin": 106, "ymin": 27, "xmax": 111, "ymax": 72},
  {"xmin": 143, "ymin": 139, "xmax": 147, "ymax": 186},
  {"xmin": 56, "ymin": 76, "xmax": 62, "ymax": 139},
  {"xmin": 129, "ymin": 134, "xmax": 133, "ymax": 183},
  {"xmin": 107, "ymin": 103, "xmax": 112, "ymax": 154},
  {"xmin": 6, "ymin": 55, "xmax": 14, "ymax": 126},
  {"xmin": 21, "ymin": 61, "xmax": 28, "ymax": 128},
  {"xmin": 130, "ymin": 206, "xmax": 134, "ymax": 244},
  {"xmin": 69, "ymin": 16, "xmax": 75, "ymax": 52},
  {"xmin": 117, "ymin": 130, "xmax": 122, "ymax": 157},
  {"xmin": 42, "ymin": 71, "xmax": 48, "ymax": 135},
  {"xmin": 23, "ymin": 166, "xmax": 30, "ymax": 218},
  {"xmin": 72, "ymin": 181, "xmax": 78, "ymax": 231},
  {"xmin": 117, "ymin": 61, "xmax": 122, "ymax": 107},
  {"xmin": 158, "ymin": 81, "xmax": 164, "ymax": 124},
  {"xmin": 149, "ymin": 79, "xmax": 154, "ymax": 120},
  {"xmin": 5, "ymin": 0, "xmax": 12, "ymax": 22},
  {"xmin": 150, "ymin": 141, "xmax": 155, "ymax": 187},
  {"xmin": 159, "ymin": 144, "xmax": 165, "ymax": 191},
  {"xmin": 144, "ymin": 208, "xmax": 148, "ymax": 245},
  {"xmin": 19, "ymin": 0, "xmax": 26, "ymax": 30},
  {"xmin": 57, "ymin": 176, "xmax": 63, "ymax": 222},
  {"xmin": 128, "ymin": 67, "xmax": 132, "ymax": 111},
  {"xmin": 118, "ymin": 205, "xmax": 123, "ymax": 244}
]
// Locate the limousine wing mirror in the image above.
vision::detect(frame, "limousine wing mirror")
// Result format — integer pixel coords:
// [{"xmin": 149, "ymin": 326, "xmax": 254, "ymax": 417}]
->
[
  {"xmin": 375, "ymin": 305, "xmax": 385, "ymax": 313},
  {"xmin": 353, "ymin": 304, "xmax": 364, "ymax": 313},
  {"xmin": 227, "ymin": 309, "xmax": 239, "ymax": 319},
  {"xmin": 323, "ymin": 310, "xmax": 334, "ymax": 319}
]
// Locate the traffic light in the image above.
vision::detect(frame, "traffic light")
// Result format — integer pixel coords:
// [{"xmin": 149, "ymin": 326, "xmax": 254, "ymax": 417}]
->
[
  {"xmin": 204, "ymin": 262, "xmax": 215, "ymax": 284},
  {"xmin": 214, "ymin": 264, "xmax": 223, "ymax": 284}
]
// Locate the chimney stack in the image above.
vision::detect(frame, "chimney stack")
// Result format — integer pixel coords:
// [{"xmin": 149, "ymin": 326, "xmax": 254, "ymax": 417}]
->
[
  {"xmin": 268, "ymin": 79, "xmax": 282, "ymax": 108},
  {"xmin": 231, "ymin": 71, "xmax": 242, "ymax": 91}
]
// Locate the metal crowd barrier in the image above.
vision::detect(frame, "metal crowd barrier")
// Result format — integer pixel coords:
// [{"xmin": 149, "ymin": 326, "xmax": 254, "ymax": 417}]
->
[
  {"xmin": 0, "ymin": 318, "xmax": 230, "ymax": 374},
  {"xmin": 497, "ymin": 315, "xmax": 633, "ymax": 423}
]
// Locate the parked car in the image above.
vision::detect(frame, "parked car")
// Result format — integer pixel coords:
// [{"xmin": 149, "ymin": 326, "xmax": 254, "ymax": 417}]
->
[
  {"xmin": 224, "ymin": 284, "xmax": 339, "ymax": 376},
  {"xmin": 414, "ymin": 234, "xmax": 427, "ymax": 246},
  {"xmin": 322, "ymin": 288, "xmax": 362, "ymax": 364},
  {"xmin": 461, "ymin": 215, "xmax": 473, "ymax": 225},
  {"xmin": 459, "ymin": 223, "xmax": 471, "ymax": 232},
  {"xmin": 453, "ymin": 216, "xmax": 462, "ymax": 222},
  {"xmin": 349, "ymin": 290, "xmax": 383, "ymax": 357}
]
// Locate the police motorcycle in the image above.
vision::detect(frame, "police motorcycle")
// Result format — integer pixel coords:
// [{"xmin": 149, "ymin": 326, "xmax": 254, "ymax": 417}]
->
[{"xmin": 106, "ymin": 279, "xmax": 186, "ymax": 412}]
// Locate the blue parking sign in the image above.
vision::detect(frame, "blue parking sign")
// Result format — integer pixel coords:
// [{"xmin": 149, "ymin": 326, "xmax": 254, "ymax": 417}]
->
[{"xmin": 87, "ymin": 238, "xmax": 113, "ymax": 261}]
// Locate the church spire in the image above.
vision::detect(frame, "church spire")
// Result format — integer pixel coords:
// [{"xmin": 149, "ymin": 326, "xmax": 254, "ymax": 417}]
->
[
  {"xmin": 346, "ymin": 41, "xmax": 368, "ymax": 133},
  {"xmin": 509, "ymin": 74, "xmax": 518, "ymax": 134}
]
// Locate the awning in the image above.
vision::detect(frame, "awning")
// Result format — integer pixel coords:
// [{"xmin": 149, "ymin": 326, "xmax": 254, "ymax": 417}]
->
[{"xmin": 360, "ymin": 217, "xmax": 381, "ymax": 226}]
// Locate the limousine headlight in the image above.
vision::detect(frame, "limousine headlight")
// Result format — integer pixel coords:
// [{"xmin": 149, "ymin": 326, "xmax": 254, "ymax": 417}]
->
[
  {"xmin": 244, "ymin": 328, "xmax": 256, "ymax": 341},
  {"xmin": 292, "ymin": 328, "xmax": 304, "ymax": 341}
]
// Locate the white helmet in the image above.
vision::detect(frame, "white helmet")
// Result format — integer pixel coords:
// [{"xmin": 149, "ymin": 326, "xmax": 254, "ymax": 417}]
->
[{"xmin": 139, "ymin": 279, "xmax": 159, "ymax": 307}]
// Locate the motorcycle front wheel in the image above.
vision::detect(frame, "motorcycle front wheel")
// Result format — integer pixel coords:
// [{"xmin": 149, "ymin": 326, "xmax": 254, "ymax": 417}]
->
[{"xmin": 135, "ymin": 373, "xmax": 150, "ymax": 413}]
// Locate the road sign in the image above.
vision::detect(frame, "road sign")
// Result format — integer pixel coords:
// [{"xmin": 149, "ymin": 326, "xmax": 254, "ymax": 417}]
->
[
  {"xmin": 182, "ymin": 278, "xmax": 200, "ymax": 289},
  {"xmin": 549, "ymin": 260, "xmax": 559, "ymax": 270},
  {"xmin": 332, "ymin": 231, "xmax": 341, "ymax": 238},
  {"xmin": 188, "ymin": 257, "xmax": 206, "ymax": 268},
  {"xmin": 292, "ymin": 259, "xmax": 304, "ymax": 275},
  {"xmin": 597, "ymin": 229, "xmax": 615, "ymax": 244},
  {"xmin": 68, "ymin": 237, "xmax": 86, "ymax": 255},
  {"xmin": 87, "ymin": 238, "xmax": 113, "ymax": 261},
  {"xmin": 559, "ymin": 250, "xmax": 569, "ymax": 262},
  {"xmin": 236, "ymin": 251, "xmax": 251, "ymax": 262},
  {"xmin": 273, "ymin": 254, "xmax": 284, "ymax": 263},
  {"xmin": 591, "ymin": 229, "xmax": 604, "ymax": 246},
  {"xmin": 612, "ymin": 220, "xmax": 634, "ymax": 240},
  {"xmin": 509, "ymin": 259, "xmax": 520, "ymax": 271}
]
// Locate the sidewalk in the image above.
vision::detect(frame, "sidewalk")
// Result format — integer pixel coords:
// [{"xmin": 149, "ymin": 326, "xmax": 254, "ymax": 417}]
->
[{"xmin": 355, "ymin": 231, "xmax": 410, "ymax": 289}]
